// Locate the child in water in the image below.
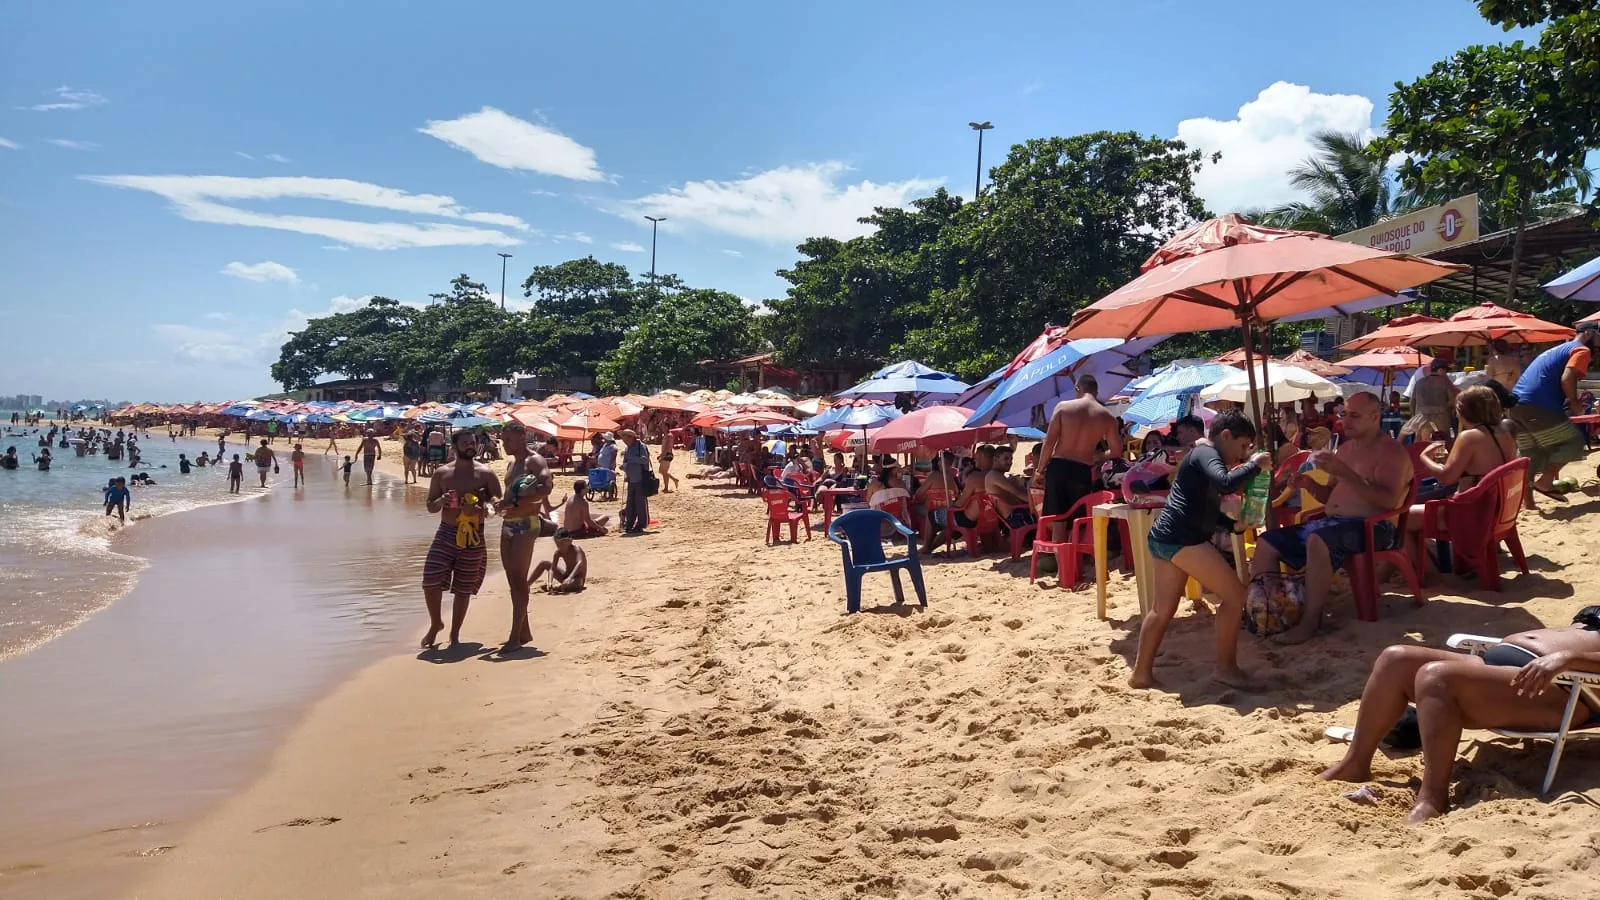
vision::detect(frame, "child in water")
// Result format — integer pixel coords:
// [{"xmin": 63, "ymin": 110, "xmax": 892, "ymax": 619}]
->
[
  {"xmin": 227, "ymin": 454, "xmax": 243, "ymax": 493},
  {"xmin": 341, "ymin": 455, "xmax": 354, "ymax": 486}
]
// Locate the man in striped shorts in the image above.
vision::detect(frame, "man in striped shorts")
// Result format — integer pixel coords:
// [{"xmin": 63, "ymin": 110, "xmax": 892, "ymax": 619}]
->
[{"xmin": 422, "ymin": 429, "xmax": 502, "ymax": 648}]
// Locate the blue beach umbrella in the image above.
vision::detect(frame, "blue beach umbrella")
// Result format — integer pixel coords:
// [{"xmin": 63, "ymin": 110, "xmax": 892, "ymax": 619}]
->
[
  {"xmin": 835, "ymin": 360, "xmax": 971, "ymax": 401},
  {"xmin": 1129, "ymin": 363, "xmax": 1236, "ymax": 400},
  {"xmin": 802, "ymin": 402, "xmax": 902, "ymax": 431},
  {"xmin": 444, "ymin": 415, "xmax": 501, "ymax": 429},
  {"xmin": 1006, "ymin": 426, "xmax": 1046, "ymax": 440},
  {"xmin": 965, "ymin": 338, "xmax": 1143, "ymax": 428},
  {"xmin": 1122, "ymin": 393, "xmax": 1192, "ymax": 428},
  {"xmin": 1544, "ymin": 254, "xmax": 1600, "ymax": 301}
]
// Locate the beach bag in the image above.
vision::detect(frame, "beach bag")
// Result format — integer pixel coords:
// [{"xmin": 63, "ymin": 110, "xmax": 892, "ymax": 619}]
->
[
  {"xmin": 1243, "ymin": 572, "xmax": 1307, "ymax": 637},
  {"xmin": 1121, "ymin": 455, "xmax": 1173, "ymax": 507},
  {"xmin": 641, "ymin": 470, "xmax": 660, "ymax": 497}
]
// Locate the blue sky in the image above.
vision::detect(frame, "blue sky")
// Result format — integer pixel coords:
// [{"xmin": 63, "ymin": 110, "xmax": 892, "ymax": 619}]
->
[{"xmin": 0, "ymin": 1, "xmax": 1524, "ymax": 401}]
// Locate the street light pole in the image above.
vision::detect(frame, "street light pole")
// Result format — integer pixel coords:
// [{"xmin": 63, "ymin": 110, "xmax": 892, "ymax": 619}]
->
[
  {"xmin": 497, "ymin": 252, "xmax": 513, "ymax": 310},
  {"xmin": 968, "ymin": 121, "xmax": 993, "ymax": 201},
  {"xmin": 644, "ymin": 215, "xmax": 666, "ymax": 287}
]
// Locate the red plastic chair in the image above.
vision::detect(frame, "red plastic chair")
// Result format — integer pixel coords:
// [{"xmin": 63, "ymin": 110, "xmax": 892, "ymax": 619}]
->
[
  {"xmin": 1342, "ymin": 480, "xmax": 1423, "ymax": 622},
  {"xmin": 1421, "ymin": 458, "xmax": 1530, "ymax": 590},
  {"xmin": 955, "ymin": 493, "xmax": 1005, "ymax": 557},
  {"xmin": 1029, "ymin": 490, "xmax": 1120, "ymax": 588},
  {"xmin": 875, "ymin": 495, "xmax": 913, "ymax": 528},
  {"xmin": 764, "ymin": 489, "xmax": 812, "ymax": 544}
]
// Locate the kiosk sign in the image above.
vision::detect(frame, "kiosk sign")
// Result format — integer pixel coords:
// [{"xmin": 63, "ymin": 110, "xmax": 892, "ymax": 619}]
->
[{"xmin": 1335, "ymin": 194, "xmax": 1479, "ymax": 255}]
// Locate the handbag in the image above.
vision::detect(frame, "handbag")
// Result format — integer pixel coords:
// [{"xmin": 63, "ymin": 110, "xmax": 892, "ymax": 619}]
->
[
  {"xmin": 1243, "ymin": 572, "xmax": 1307, "ymax": 637},
  {"xmin": 642, "ymin": 470, "xmax": 660, "ymax": 497}
]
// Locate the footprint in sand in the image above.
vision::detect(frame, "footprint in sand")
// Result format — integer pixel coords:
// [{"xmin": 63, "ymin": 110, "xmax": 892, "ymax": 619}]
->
[{"xmin": 254, "ymin": 816, "xmax": 341, "ymax": 832}]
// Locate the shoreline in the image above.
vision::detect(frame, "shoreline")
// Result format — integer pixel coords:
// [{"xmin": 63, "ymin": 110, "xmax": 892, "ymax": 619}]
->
[{"xmin": 0, "ymin": 450, "xmax": 431, "ymax": 899}]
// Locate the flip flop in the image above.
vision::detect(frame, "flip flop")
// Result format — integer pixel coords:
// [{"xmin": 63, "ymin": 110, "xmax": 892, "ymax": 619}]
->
[
  {"xmin": 1324, "ymin": 726, "xmax": 1355, "ymax": 743},
  {"xmin": 1533, "ymin": 486, "xmax": 1570, "ymax": 502}
]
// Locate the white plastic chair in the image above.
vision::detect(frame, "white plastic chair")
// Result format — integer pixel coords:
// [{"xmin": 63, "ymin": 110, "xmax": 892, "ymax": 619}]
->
[{"xmin": 1448, "ymin": 633, "xmax": 1600, "ymax": 795}]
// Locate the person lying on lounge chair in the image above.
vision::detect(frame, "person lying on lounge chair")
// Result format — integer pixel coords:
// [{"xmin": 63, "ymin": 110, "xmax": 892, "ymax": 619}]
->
[{"xmin": 1322, "ymin": 609, "xmax": 1600, "ymax": 824}]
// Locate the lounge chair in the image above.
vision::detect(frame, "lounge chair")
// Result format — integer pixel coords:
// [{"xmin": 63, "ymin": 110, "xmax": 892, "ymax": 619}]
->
[{"xmin": 1447, "ymin": 633, "xmax": 1600, "ymax": 795}]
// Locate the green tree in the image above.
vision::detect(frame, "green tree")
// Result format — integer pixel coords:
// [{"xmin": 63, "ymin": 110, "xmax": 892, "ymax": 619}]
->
[
  {"xmin": 520, "ymin": 256, "xmax": 642, "ymax": 374},
  {"xmin": 597, "ymin": 288, "xmax": 758, "ymax": 393},
  {"xmin": 896, "ymin": 131, "xmax": 1210, "ymax": 376},
  {"xmin": 1379, "ymin": 38, "xmax": 1592, "ymax": 300},
  {"xmin": 270, "ymin": 296, "xmax": 413, "ymax": 390}
]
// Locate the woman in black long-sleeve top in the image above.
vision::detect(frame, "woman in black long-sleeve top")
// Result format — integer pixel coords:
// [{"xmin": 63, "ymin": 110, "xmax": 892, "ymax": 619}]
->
[{"xmin": 1130, "ymin": 409, "xmax": 1273, "ymax": 691}]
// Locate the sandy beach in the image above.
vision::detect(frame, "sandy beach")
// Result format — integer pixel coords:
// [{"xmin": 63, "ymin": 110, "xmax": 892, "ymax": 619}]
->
[{"xmin": 97, "ymin": 442, "xmax": 1600, "ymax": 899}]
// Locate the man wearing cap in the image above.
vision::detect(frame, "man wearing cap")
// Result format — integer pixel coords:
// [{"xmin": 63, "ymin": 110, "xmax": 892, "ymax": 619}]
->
[
  {"xmin": 618, "ymin": 428, "xmax": 651, "ymax": 534},
  {"xmin": 356, "ymin": 428, "xmax": 383, "ymax": 485},
  {"xmin": 596, "ymin": 432, "xmax": 618, "ymax": 473},
  {"xmin": 1510, "ymin": 321, "xmax": 1600, "ymax": 500}
]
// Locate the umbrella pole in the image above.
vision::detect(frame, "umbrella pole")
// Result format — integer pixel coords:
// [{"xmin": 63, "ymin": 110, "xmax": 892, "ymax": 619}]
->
[{"xmin": 1242, "ymin": 318, "xmax": 1268, "ymax": 452}]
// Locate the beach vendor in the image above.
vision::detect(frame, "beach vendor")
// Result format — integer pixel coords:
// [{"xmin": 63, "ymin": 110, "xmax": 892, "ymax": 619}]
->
[
  {"xmin": 421, "ymin": 428, "xmax": 502, "ymax": 648},
  {"xmin": 1130, "ymin": 410, "xmax": 1271, "ymax": 690},
  {"xmin": 1032, "ymin": 375, "xmax": 1121, "ymax": 541},
  {"xmin": 497, "ymin": 421, "xmax": 556, "ymax": 651},
  {"xmin": 1510, "ymin": 320, "xmax": 1599, "ymax": 502},
  {"xmin": 1322, "ymin": 608, "xmax": 1600, "ymax": 824},
  {"xmin": 1249, "ymin": 393, "xmax": 1411, "ymax": 645}
]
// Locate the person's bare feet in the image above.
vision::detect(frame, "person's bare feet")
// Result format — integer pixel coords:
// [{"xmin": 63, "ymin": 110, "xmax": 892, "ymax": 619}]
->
[
  {"xmin": 420, "ymin": 622, "xmax": 443, "ymax": 648},
  {"xmin": 1272, "ymin": 620, "xmax": 1321, "ymax": 645},
  {"xmin": 1212, "ymin": 667, "xmax": 1262, "ymax": 691},
  {"xmin": 1405, "ymin": 799, "xmax": 1446, "ymax": 825},
  {"xmin": 1319, "ymin": 759, "xmax": 1372, "ymax": 783},
  {"xmin": 1128, "ymin": 669, "xmax": 1156, "ymax": 689}
]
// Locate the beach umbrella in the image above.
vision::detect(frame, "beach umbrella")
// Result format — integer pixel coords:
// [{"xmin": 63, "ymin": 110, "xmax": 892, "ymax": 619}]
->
[
  {"xmin": 1127, "ymin": 362, "xmax": 1237, "ymax": 400},
  {"xmin": 1066, "ymin": 214, "xmax": 1464, "ymax": 429},
  {"xmin": 1279, "ymin": 349, "xmax": 1350, "ymax": 379},
  {"xmin": 836, "ymin": 360, "xmax": 971, "ymax": 401},
  {"xmin": 870, "ymin": 406, "xmax": 1006, "ymax": 454},
  {"xmin": 802, "ymin": 401, "xmax": 901, "ymax": 431},
  {"xmin": 1336, "ymin": 314, "xmax": 1445, "ymax": 352},
  {"xmin": 1543, "ymin": 253, "xmax": 1600, "ymax": 301},
  {"xmin": 1403, "ymin": 304, "xmax": 1574, "ymax": 347},
  {"xmin": 715, "ymin": 410, "xmax": 797, "ymax": 428},
  {"xmin": 442, "ymin": 415, "xmax": 501, "ymax": 429},
  {"xmin": 963, "ymin": 336, "xmax": 1159, "ymax": 428},
  {"xmin": 554, "ymin": 412, "xmax": 620, "ymax": 439},
  {"xmin": 1337, "ymin": 347, "xmax": 1433, "ymax": 371},
  {"xmin": 1007, "ymin": 426, "xmax": 1046, "ymax": 440},
  {"xmin": 641, "ymin": 395, "xmax": 685, "ymax": 411},
  {"xmin": 1122, "ymin": 393, "xmax": 1195, "ymax": 428},
  {"xmin": 1200, "ymin": 363, "xmax": 1344, "ymax": 406}
]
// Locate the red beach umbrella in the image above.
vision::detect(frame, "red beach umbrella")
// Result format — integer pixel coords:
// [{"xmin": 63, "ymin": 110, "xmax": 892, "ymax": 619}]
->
[{"xmin": 868, "ymin": 406, "xmax": 1005, "ymax": 454}]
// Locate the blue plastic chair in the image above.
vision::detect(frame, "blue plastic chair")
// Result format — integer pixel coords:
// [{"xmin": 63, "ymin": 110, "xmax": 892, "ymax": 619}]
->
[{"xmin": 828, "ymin": 509, "xmax": 927, "ymax": 614}]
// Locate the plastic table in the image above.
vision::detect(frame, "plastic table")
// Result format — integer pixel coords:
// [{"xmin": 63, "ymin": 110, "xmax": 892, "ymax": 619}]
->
[
  {"xmin": 1092, "ymin": 502, "xmax": 1247, "ymax": 619},
  {"xmin": 817, "ymin": 487, "xmax": 864, "ymax": 532}
]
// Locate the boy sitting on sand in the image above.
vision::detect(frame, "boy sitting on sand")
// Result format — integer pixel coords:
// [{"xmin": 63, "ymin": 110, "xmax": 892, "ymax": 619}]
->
[
  {"xmin": 533, "ymin": 529, "xmax": 588, "ymax": 593},
  {"xmin": 562, "ymin": 479, "xmax": 611, "ymax": 536}
]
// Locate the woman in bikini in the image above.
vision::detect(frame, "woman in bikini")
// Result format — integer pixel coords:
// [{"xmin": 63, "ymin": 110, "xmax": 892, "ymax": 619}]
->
[
  {"xmin": 1410, "ymin": 385, "xmax": 1516, "ymax": 519},
  {"xmin": 657, "ymin": 433, "xmax": 679, "ymax": 493}
]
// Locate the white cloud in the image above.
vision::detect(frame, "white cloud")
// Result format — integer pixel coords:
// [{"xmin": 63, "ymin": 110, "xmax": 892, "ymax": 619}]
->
[
  {"xmin": 720, "ymin": 248, "xmax": 743, "ymax": 258},
  {"xmin": 611, "ymin": 241, "xmax": 645, "ymax": 253},
  {"xmin": 1176, "ymin": 81, "xmax": 1378, "ymax": 214},
  {"xmin": 150, "ymin": 323, "xmax": 263, "ymax": 367},
  {"xmin": 48, "ymin": 139, "xmax": 98, "ymax": 150},
  {"xmin": 235, "ymin": 151, "xmax": 255, "ymax": 160},
  {"xmin": 22, "ymin": 86, "xmax": 107, "ymax": 112},
  {"xmin": 629, "ymin": 162, "xmax": 942, "ymax": 244},
  {"xmin": 204, "ymin": 311, "xmax": 229, "ymax": 321},
  {"xmin": 528, "ymin": 189, "xmax": 559, "ymax": 198},
  {"xmin": 80, "ymin": 174, "xmax": 528, "ymax": 250},
  {"xmin": 265, "ymin": 153, "xmax": 291, "ymax": 164},
  {"xmin": 0, "ymin": 137, "xmax": 18, "ymax": 150},
  {"xmin": 420, "ymin": 107, "xmax": 603, "ymax": 181},
  {"xmin": 221, "ymin": 261, "xmax": 299, "ymax": 284},
  {"xmin": 554, "ymin": 231, "xmax": 593, "ymax": 244}
]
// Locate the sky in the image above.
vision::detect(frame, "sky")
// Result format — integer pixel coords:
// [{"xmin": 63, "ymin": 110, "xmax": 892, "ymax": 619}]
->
[{"xmin": 0, "ymin": 0, "xmax": 1529, "ymax": 402}]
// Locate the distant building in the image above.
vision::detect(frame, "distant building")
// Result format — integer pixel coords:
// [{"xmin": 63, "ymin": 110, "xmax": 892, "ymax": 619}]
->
[{"xmin": 305, "ymin": 379, "xmax": 395, "ymax": 403}]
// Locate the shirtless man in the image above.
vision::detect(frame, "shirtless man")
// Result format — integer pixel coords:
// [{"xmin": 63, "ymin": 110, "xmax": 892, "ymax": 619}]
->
[
  {"xmin": 252, "ymin": 439, "xmax": 275, "ymax": 487},
  {"xmin": 356, "ymin": 429, "xmax": 382, "ymax": 484},
  {"xmin": 532, "ymin": 529, "xmax": 589, "ymax": 593},
  {"xmin": 496, "ymin": 422, "xmax": 556, "ymax": 650},
  {"xmin": 951, "ymin": 444, "xmax": 995, "ymax": 527},
  {"xmin": 1031, "ymin": 374, "xmax": 1121, "ymax": 540},
  {"xmin": 915, "ymin": 454, "xmax": 960, "ymax": 552},
  {"xmin": 1250, "ymin": 392, "xmax": 1411, "ymax": 644},
  {"xmin": 563, "ymin": 479, "xmax": 612, "ymax": 536},
  {"xmin": 422, "ymin": 429, "xmax": 502, "ymax": 648},
  {"xmin": 1323, "ymin": 609, "xmax": 1600, "ymax": 823},
  {"xmin": 984, "ymin": 445, "xmax": 1036, "ymax": 528}
]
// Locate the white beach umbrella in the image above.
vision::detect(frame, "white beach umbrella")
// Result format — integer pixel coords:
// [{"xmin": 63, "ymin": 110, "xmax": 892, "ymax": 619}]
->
[{"xmin": 1200, "ymin": 363, "xmax": 1343, "ymax": 405}]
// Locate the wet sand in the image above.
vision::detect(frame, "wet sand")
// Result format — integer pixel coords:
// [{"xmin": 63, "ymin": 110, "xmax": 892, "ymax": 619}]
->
[{"xmin": 0, "ymin": 458, "xmax": 431, "ymax": 899}]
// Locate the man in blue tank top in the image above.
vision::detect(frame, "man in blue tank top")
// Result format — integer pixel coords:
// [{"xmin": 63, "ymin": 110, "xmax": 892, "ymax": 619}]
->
[{"xmin": 1509, "ymin": 321, "xmax": 1599, "ymax": 501}]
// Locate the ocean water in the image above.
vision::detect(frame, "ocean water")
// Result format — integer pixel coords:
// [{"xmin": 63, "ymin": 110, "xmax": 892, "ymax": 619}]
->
[{"xmin": 0, "ymin": 420, "xmax": 260, "ymax": 660}]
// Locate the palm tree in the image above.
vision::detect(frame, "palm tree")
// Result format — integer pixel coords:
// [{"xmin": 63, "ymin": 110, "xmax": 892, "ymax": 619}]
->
[{"xmin": 1259, "ymin": 131, "xmax": 1394, "ymax": 235}]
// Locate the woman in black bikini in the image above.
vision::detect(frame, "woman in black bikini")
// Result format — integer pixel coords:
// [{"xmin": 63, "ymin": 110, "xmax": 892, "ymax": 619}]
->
[
  {"xmin": 657, "ymin": 434, "xmax": 678, "ymax": 493},
  {"xmin": 1414, "ymin": 385, "xmax": 1516, "ymax": 496},
  {"xmin": 1323, "ymin": 607, "xmax": 1600, "ymax": 823}
]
